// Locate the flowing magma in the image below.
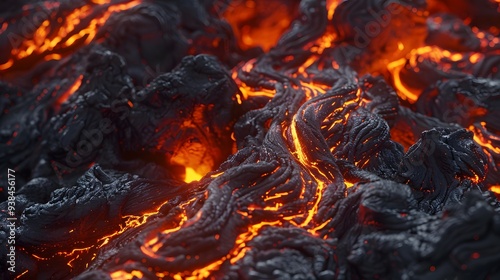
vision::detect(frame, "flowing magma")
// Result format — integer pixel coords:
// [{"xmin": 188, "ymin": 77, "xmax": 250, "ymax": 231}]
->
[{"xmin": 0, "ymin": 0, "xmax": 500, "ymax": 279}]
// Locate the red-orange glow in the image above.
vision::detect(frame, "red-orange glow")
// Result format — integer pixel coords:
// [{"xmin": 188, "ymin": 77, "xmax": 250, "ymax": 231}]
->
[
  {"xmin": 473, "ymin": 134, "xmax": 500, "ymax": 154},
  {"xmin": 263, "ymin": 202, "xmax": 283, "ymax": 211},
  {"xmin": 388, "ymin": 46, "xmax": 485, "ymax": 103},
  {"xmin": 49, "ymin": 199, "xmax": 177, "ymax": 271},
  {"xmin": 170, "ymin": 146, "xmax": 212, "ymax": 183},
  {"xmin": 184, "ymin": 167, "xmax": 203, "ymax": 183},
  {"xmin": 109, "ymin": 270, "xmax": 144, "ymax": 280},
  {"xmin": 2, "ymin": 0, "xmax": 141, "ymax": 71},
  {"xmin": 14, "ymin": 270, "xmax": 28, "ymax": 279},
  {"xmin": 300, "ymin": 81, "xmax": 329, "ymax": 99},
  {"xmin": 263, "ymin": 191, "xmax": 290, "ymax": 201},
  {"xmin": 169, "ymin": 221, "xmax": 282, "ymax": 279},
  {"xmin": 172, "ymin": 258, "xmax": 225, "ymax": 280},
  {"xmin": 490, "ymin": 186, "xmax": 500, "ymax": 194},
  {"xmin": 168, "ymin": 107, "xmax": 218, "ymax": 183},
  {"xmin": 286, "ymin": 90, "xmax": 361, "ymax": 232},
  {"xmin": 469, "ymin": 124, "xmax": 500, "ymax": 154},
  {"xmin": 223, "ymin": 0, "xmax": 295, "ymax": 51},
  {"xmin": 309, "ymin": 218, "xmax": 332, "ymax": 234},
  {"xmin": 230, "ymin": 221, "xmax": 280, "ymax": 263},
  {"xmin": 238, "ymin": 84, "xmax": 276, "ymax": 100},
  {"xmin": 232, "ymin": 59, "xmax": 277, "ymax": 101},
  {"xmin": 297, "ymin": 57, "xmax": 317, "ymax": 75},
  {"xmin": 0, "ymin": 22, "xmax": 7, "ymax": 33},
  {"xmin": 290, "ymin": 119, "xmax": 328, "ymax": 232},
  {"xmin": 469, "ymin": 53, "xmax": 481, "ymax": 64},
  {"xmin": 55, "ymin": 75, "xmax": 83, "ymax": 107},
  {"xmin": 327, "ymin": 0, "xmax": 341, "ymax": 20},
  {"xmin": 387, "ymin": 57, "xmax": 419, "ymax": 103},
  {"xmin": 0, "ymin": 59, "xmax": 14, "ymax": 70},
  {"xmin": 9, "ymin": 0, "xmax": 500, "ymax": 276},
  {"xmin": 97, "ymin": 213, "xmax": 156, "ymax": 248},
  {"xmin": 44, "ymin": 53, "xmax": 62, "ymax": 61},
  {"xmin": 210, "ymin": 171, "xmax": 224, "ymax": 178},
  {"xmin": 302, "ymin": 181, "xmax": 326, "ymax": 230},
  {"xmin": 91, "ymin": 0, "xmax": 111, "ymax": 4},
  {"xmin": 141, "ymin": 198, "xmax": 197, "ymax": 258},
  {"xmin": 290, "ymin": 120, "xmax": 308, "ymax": 165},
  {"xmin": 66, "ymin": 1, "xmax": 141, "ymax": 47},
  {"xmin": 57, "ymin": 246, "xmax": 93, "ymax": 268},
  {"xmin": 293, "ymin": 0, "xmax": 341, "ymax": 76}
]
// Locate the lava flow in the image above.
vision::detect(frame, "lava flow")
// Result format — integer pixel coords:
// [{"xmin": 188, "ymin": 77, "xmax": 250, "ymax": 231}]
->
[{"xmin": 1, "ymin": 0, "xmax": 500, "ymax": 279}]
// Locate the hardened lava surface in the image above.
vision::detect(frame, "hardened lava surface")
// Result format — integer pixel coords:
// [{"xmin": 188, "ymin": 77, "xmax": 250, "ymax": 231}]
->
[{"xmin": 1, "ymin": 0, "xmax": 500, "ymax": 279}]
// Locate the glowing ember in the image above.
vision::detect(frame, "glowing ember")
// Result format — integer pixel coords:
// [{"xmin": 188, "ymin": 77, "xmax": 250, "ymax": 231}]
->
[
  {"xmin": 55, "ymin": 75, "xmax": 83, "ymax": 107},
  {"xmin": 223, "ymin": 0, "xmax": 296, "ymax": 51},
  {"xmin": 1, "ymin": 0, "xmax": 500, "ymax": 279},
  {"xmin": 0, "ymin": 0, "xmax": 141, "ymax": 71},
  {"xmin": 184, "ymin": 167, "xmax": 203, "ymax": 183}
]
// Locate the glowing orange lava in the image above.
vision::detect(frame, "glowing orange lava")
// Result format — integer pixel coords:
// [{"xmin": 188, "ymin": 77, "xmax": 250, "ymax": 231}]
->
[
  {"xmin": 490, "ymin": 186, "xmax": 500, "ymax": 194},
  {"xmin": 184, "ymin": 167, "xmax": 204, "ymax": 183},
  {"xmin": 1, "ymin": 0, "xmax": 141, "ymax": 71},
  {"xmin": 223, "ymin": 0, "xmax": 295, "ymax": 51},
  {"xmin": 110, "ymin": 270, "xmax": 144, "ymax": 280},
  {"xmin": 55, "ymin": 75, "xmax": 83, "ymax": 107},
  {"xmin": 388, "ymin": 46, "xmax": 487, "ymax": 103}
]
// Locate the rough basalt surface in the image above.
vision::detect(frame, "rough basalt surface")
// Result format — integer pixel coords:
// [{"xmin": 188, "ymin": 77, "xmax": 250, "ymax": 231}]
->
[{"xmin": 1, "ymin": 0, "xmax": 500, "ymax": 279}]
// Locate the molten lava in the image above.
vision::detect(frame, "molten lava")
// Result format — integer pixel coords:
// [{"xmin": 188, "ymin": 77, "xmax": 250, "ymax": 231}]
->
[{"xmin": 1, "ymin": 0, "xmax": 500, "ymax": 279}]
